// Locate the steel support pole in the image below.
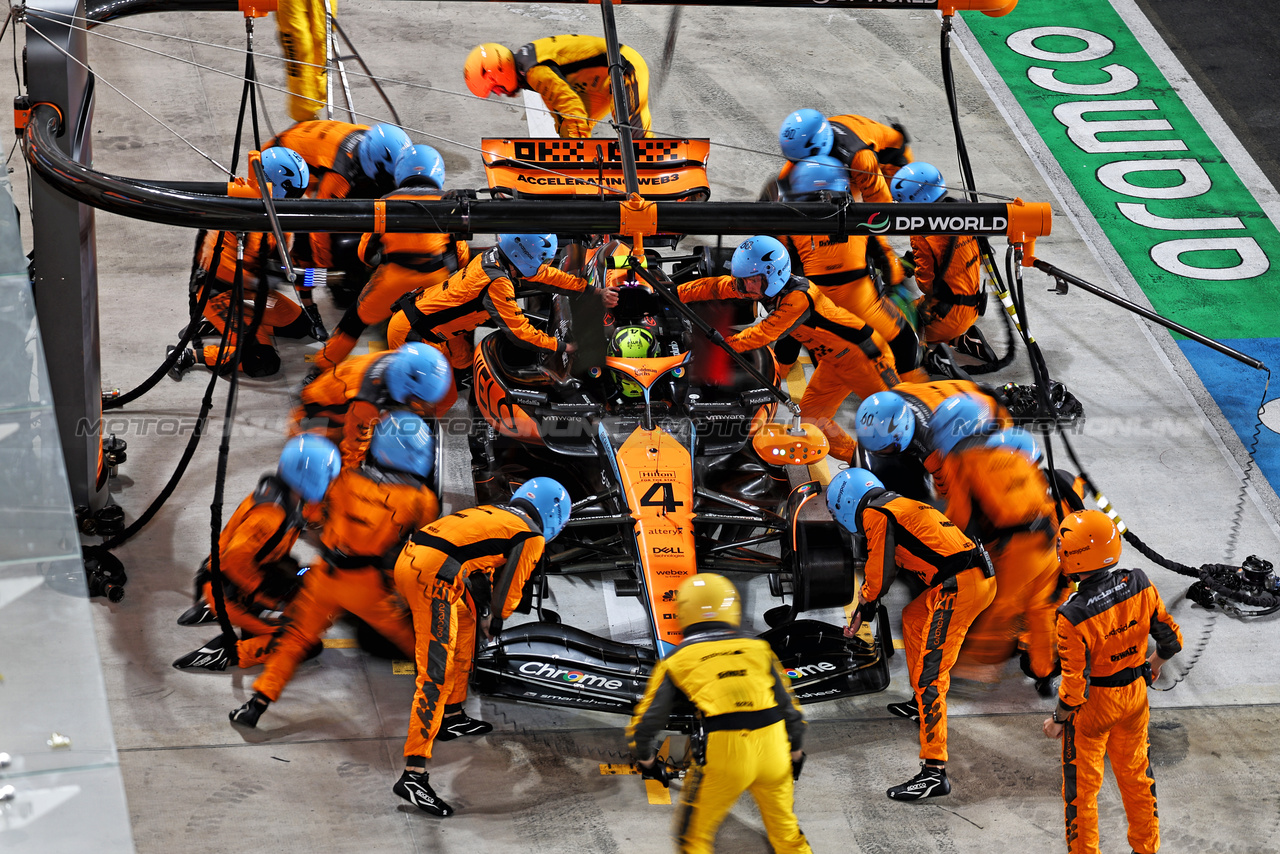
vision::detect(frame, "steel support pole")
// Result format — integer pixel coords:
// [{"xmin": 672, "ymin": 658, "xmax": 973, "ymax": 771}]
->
[{"xmin": 27, "ymin": 0, "xmax": 105, "ymax": 511}]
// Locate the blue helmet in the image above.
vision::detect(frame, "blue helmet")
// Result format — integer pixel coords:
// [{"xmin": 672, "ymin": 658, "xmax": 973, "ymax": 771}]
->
[
  {"xmin": 512, "ymin": 477, "xmax": 571, "ymax": 541},
  {"xmin": 730, "ymin": 236, "xmax": 791, "ymax": 298},
  {"xmin": 394, "ymin": 144, "xmax": 445, "ymax": 190},
  {"xmin": 826, "ymin": 468, "xmax": 884, "ymax": 535},
  {"xmin": 855, "ymin": 392, "xmax": 914, "ymax": 454},
  {"xmin": 382, "ymin": 343, "xmax": 452, "ymax": 405},
  {"xmin": 785, "ymin": 155, "xmax": 849, "ymax": 199},
  {"xmin": 369, "ymin": 411, "xmax": 436, "ymax": 478},
  {"xmin": 277, "ymin": 434, "xmax": 341, "ymax": 504},
  {"xmin": 498, "ymin": 233, "xmax": 557, "ymax": 277},
  {"xmin": 987, "ymin": 426, "xmax": 1043, "ymax": 464},
  {"xmin": 357, "ymin": 123, "xmax": 413, "ymax": 185},
  {"xmin": 889, "ymin": 161, "xmax": 946, "ymax": 204},
  {"xmin": 930, "ymin": 393, "xmax": 993, "ymax": 455},
  {"xmin": 778, "ymin": 108, "xmax": 833, "ymax": 160},
  {"xmin": 260, "ymin": 146, "xmax": 309, "ymax": 198}
]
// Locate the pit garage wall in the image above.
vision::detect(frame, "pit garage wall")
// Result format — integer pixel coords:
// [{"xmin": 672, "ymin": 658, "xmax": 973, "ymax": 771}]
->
[{"xmin": 0, "ymin": 172, "xmax": 135, "ymax": 852}]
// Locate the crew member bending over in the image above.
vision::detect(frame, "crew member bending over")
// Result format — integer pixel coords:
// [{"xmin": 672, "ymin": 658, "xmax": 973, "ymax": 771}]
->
[
  {"xmin": 828, "ymin": 468, "xmax": 996, "ymax": 801},
  {"xmin": 465, "ymin": 36, "xmax": 652, "ymax": 139},
  {"xmin": 628, "ymin": 573, "xmax": 812, "ymax": 854}
]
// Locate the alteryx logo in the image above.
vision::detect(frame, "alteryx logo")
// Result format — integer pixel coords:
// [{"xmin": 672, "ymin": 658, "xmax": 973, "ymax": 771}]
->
[
  {"xmin": 854, "ymin": 213, "xmax": 891, "ymax": 234},
  {"xmin": 786, "ymin": 661, "xmax": 836, "ymax": 680}
]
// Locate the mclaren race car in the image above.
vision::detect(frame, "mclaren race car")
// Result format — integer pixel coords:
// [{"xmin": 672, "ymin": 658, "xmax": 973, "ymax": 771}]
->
[{"xmin": 466, "ymin": 226, "xmax": 893, "ymax": 718}]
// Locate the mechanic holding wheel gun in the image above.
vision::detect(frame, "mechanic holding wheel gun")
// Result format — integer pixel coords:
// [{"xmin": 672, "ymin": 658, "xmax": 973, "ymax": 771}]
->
[
  {"xmin": 1044, "ymin": 510, "xmax": 1182, "ymax": 854},
  {"xmin": 390, "ymin": 478, "xmax": 573, "ymax": 818},
  {"xmin": 827, "ymin": 467, "xmax": 995, "ymax": 802},
  {"xmin": 627, "ymin": 573, "xmax": 812, "ymax": 854}
]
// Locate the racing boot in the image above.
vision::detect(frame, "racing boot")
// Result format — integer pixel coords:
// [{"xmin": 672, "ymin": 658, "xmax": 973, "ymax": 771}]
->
[
  {"xmin": 950, "ymin": 326, "xmax": 998, "ymax": 363},
  {"xmin": 176, "ymin": 602, "xmax": 217, "ymax": 626},
  {"xmin": 167, "ymin": 345, "xmax": 198, "ymax": 381},
  {"xmin": 437, "ymin": 708, "xmax": 493, "ymax": 741},
  {"xmin": 394, "ymin": 768, "xmax": 455, "ymax": 817},
  {"xmin": 887, "ymin": 763, "xmax": 950, "ymax": 802},
  {"xmin": 229, "ymin": 692, "xmax": 270, "ymax": 728},
  {"xmin": 173, "ymin": 634, "xmax": 233, "ymax": 671},
  {"xmin": 886, "ymin": 696, "xmax": 920, "ymax": 722}
]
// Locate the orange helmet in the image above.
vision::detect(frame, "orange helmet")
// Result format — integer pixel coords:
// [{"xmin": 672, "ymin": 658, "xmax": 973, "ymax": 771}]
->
[
  {"xmin": 1056, "ymin": 510, "xmax": 1122, "ymax": 576},
  {"xmin": 464, "ymin": 43, "xmax": 517, "ymax": 98}
]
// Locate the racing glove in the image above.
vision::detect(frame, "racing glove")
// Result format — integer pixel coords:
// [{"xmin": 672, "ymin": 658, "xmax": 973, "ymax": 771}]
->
[
  {"xmin": 792, "ymin": 751, "xmax": 806, "ymax": 781},
  {"xmin": 900, "ymin": 250, "xmax": 916, "ymax": 279}
]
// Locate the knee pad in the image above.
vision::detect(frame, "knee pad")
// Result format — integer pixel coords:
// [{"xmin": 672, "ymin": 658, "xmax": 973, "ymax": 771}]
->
[{"xmin": 240, "ymin": 345, "xmax": 282, "ymax": 378}]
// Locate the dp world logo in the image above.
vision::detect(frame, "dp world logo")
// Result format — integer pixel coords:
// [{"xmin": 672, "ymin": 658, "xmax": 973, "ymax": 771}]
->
[{"xmin": 854, "ymin": 214, "xmax": 891, "ymax": 234}]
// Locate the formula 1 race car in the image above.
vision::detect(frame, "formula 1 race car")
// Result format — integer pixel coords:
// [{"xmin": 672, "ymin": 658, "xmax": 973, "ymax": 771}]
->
[{"xmin": 466, "ymin": 228, "xmax": 893, "ymax": 718}]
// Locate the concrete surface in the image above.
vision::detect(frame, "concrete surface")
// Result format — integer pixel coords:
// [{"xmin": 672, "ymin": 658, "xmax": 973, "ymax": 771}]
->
[{"xmin": 8, "ymin": 2, "xmax": 1280, "ymax": 852}]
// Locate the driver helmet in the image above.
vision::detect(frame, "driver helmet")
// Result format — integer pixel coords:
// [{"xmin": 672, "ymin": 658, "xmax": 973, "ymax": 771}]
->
[{"xmin": 610, "ymin": 326, "xmax": 656, "ymax": 399}]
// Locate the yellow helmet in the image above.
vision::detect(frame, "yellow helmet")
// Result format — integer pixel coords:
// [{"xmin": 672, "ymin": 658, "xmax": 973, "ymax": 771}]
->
[
  {"xmin": 676, "ymin": 573, "xmax": 741, "ymax": 629},
  {"xmin": 464, "ymin": 43, "xmax": 517, "ymax": 98}
]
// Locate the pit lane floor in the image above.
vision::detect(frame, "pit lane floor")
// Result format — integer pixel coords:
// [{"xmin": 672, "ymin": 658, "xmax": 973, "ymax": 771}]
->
[{"xmin": 12, "ymin": 3, "xmax": 1280, "ymax": 851}]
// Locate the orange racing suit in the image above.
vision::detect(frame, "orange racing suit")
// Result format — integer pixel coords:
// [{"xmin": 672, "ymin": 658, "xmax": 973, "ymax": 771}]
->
[
  {"xmin": 312, "ymin": 188, "xmax": 470, "ymax": 371},
  {"xmin": 267, "ymin": 121, "xmax": 389, "ymax": 274},
  {"xmin": 196, "ymin": 474, "xmax": 309, "ymax": 667},
  {"xmin": 780, "ymin": 232, "xmax": 917, "ymax": 370},
  {"xmin": 628, "ymin": 624, "xmax": 811, "ymax": 854},
  {"xmin": 393, "ymin": 504, "xmax": 546, "ymax": 760},
  {"xmin": 779, "ymin": 115, "xmax": 911, "ymax": 204},
  {"xmin": 677, "ymin": 274, "xmax": 900, "ymax": 462},
  {"xmin": 191, "ymin": 230, "xmax": 310, "ymax": 377},
  {"xmin": 940, "ymin": 441, "xmax": 1062, "ymax": 677},
  {"xmin": 252, "ymin": 463, "xmax": 439, "ymax": 702},
  {"xmin": 290, "ymin": 350, "xmax": 428, "ymax": 467},
  {"xmin": 1055, "ymin": 568, "xmax": 1182, "ymax": 854},
  {"xmin": 856, "ymin": 491, "xmax": 996, "ymax": 765},
  {"xmin": 513, "ymin": 35, "xmax": 652, "ymax": 139},
  {"xmin": 872, "ymin": 379, "xmax": 1011, "ymax": 502},
  {"xmin": 910, "ymin": 231, "xmax": 983, "ymax": 344},
  {"xmin": 386, "ymin": 248, "xmax": 599, "ymax": 408}
]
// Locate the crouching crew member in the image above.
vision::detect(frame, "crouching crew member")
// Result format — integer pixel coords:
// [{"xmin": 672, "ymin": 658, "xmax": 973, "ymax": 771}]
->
[
  {"xmin": 1044, "ymin": 510, "xmax": 1182, "ymax": 854},
  {"xmin": 828, "ymin": 468, "xmax": 995, "ymax": 801},
  {"xmin": 290, "ymin": 341, "xmax": 451, "ymax": 467},
  {"xmin": 173, "ymin": 434, "xmax": 340, "ymax": 671},
  {"xmin": 229, "ymin": 412, "xmax": 440, "ymax": 728},
  {"xmin": 391, "ymin": 478, "xmax": 573, "ymax": 817},
  {"xmin": 677, "ymin": 236, "xmax": 901, "ymax": 463},
  {"xmin": 168, "ymin": 147, "xmax": 315, "ymax": 381},
  {"xmin": 854, "ymin": 379, "xmax": 1011, "ymax": 502},
  {"xmin": 628, "ymin": 573, "xmax": 812, "ymax": 854},
  {"xmin": 312, "ymin": 145, "xmax": 469, "ymax": 371}
]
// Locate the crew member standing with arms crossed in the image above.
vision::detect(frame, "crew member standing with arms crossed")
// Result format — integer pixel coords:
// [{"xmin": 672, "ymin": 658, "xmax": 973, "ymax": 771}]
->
[{"xmin": 1044, "ymin": 510, "xmax": 1182, "ymax": 854}]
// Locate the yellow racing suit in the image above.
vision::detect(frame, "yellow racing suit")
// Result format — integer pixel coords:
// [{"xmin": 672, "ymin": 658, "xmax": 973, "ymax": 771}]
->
[
  {"xmin": 628, "ymin": 624, "xmax": 811, "ymax": 854},
  {"xmin": 275, "ymin": 0, "xmax": 329, "ymax": 122},
  {"xmin": 513, "ymin": 35, "xmax": 652, "ymax": 138}
]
